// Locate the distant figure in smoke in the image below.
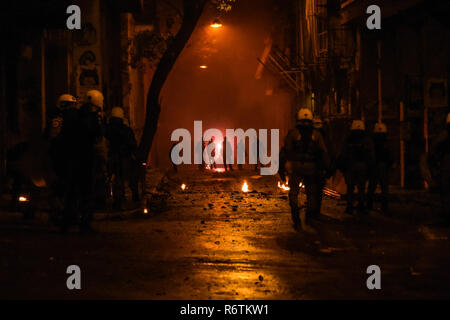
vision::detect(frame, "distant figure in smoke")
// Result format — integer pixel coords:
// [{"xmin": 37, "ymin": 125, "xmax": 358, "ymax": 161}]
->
[
  {"xmin": 237, "ymin": 138, "xmax": 246, "ymax": 170},
  {"xmin": 367, "ymin": 123, "xmax": 393, "ymax": 215},
  {"xmin": 251, "ymin": 137, "xmax": 264, "ymax": 172},
  {"xmin": 280, "ymin": 108, "xmax": 331, "ymax": 232},
  {"xmin": 223, "ymin": 136, "xmax": 233, "ymax": 171},
  {"xmin": 105, "ymin": 107, "xmax": 140, "ymax": 211},
  {"xmin": 197, "ymin": 140, "xmax": 207, "ymax": 170},
  {"xmin": 208, "ymin": 137, "xmax": 217, "ymax": 169},
  {"xmin": 430, "ymin": 113, "xmax": 450, "ymax": 221},
  {"xmin": 338, "ymin": 120, "xmax": 374, "ymax": 215}
]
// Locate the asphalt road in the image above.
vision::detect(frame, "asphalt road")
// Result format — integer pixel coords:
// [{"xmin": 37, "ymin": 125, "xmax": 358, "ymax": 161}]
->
[{"xmin": 1, "ymin": 169, "xmax": 450, "ymax": 299}]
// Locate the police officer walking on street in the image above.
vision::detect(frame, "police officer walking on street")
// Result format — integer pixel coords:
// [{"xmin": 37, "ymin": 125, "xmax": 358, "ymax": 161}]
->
[
  {"xmin": 313, "ymin": 116, "xmax": 334, "ymax": 212},
  {"xmin": 367, "ymin": 122, "xmax": 393, "ymax": 215},
  {"xmin": 57, "ymin": 90, "xmax": 105, "ymax": 233},
  {"xmin": 105, "ymin": 106, "xmax": 140, "ymax": 210},
  {"xmin": 431, "ymin": 113, "xmax": 450, "ymax": 222},
  {"xmin": 338, "ymin": 120, "xmax": 374, "ymax": 215},
  {"xmin": 280, "ymin": 108, "xmax": 331, "ymax": 232},
  {"xmin": 223, "ymin": 136, "xmax": 233, "ymax": 171},
  {"xmin": 83, "ymin": 90, "xmax": 109, "ymax": 210}
]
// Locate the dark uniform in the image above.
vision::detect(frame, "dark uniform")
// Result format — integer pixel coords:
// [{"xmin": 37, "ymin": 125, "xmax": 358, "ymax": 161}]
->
[
  {"xmin": 282, "ymin": 122, "xmax": 331, "ymax": 229},
  {"xmin": 105, "ymin": 116, "xmax": 139, "ymax": 209},
  {"xmin": 367, "ymin": 131, "xmax": 393, "ymax": 214},
  {"xmin": 208, "ymin": 138, "xmax": 217, "ymax": 169},
  {"xmin": 314, "ymin": 120, "xmax": 334, "ymax": 211},
  {"xmin": 430, "ymin": 122, "xmax": 450, "ymax": 219},
  {"xmin": 223, "ymin": 137, "xmax": 233, "ymax": 171},
  {"xmin": 44, "ymin": 108, "xmax": 63, "ymax": 140},
  {"xmin": 198, "ymin": 141, "xmax": 207, "ymax": 170},
  {"xmin": 57, "ymin": 103, "xmax": 103, "ymax": 233},
  {"xmin": 339, "ymin": 129, "xmax": 374, "ymax": 215}
]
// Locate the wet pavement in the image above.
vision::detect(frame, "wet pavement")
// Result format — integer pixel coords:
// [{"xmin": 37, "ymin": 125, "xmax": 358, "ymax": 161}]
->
[{"xmin": 1, "ymin": 169, "xmax": 450, "ymax": 299}]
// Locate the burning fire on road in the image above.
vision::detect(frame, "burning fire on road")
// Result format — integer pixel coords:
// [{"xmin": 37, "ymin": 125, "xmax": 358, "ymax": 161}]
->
[
  {"xmin": 276, "ymin": 179, "xmax": 341, "ymax": 199},
  {"xmin": 278, "ymin": 181, "xmax": 290, "ymax": 191}
]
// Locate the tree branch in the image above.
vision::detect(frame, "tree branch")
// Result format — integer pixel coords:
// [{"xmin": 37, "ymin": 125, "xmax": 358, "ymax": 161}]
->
[{"xmin": 137, "ymin": 0, "xmax": 208, "ymax": 163}]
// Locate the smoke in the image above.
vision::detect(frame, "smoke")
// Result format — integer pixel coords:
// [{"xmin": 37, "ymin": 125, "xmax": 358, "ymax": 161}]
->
[{"xmin": 153, "ymin": 0, "xmax": 293, "ymax": 168}]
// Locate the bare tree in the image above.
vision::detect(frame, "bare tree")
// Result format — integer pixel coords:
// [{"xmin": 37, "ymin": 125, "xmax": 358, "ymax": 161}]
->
[{"xmin": 136, "ymin": 0, "xmax": 235, "ymax": 163}]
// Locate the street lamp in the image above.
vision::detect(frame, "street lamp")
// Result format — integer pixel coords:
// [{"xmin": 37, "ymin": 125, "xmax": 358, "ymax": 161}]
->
[{"xmin": 210, "ymin": 18, "xmax": 223, "ymax": 28}]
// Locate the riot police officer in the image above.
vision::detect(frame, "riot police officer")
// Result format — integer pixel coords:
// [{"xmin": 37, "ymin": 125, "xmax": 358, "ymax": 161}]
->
[
  {"xmin": 45, "ymin": 94, "xmax": 78, "ymax": 140},
  {"xmin": 223, "ymin": 136, "xmax": 233, "ymax": 171},
  {"xmin": 105, "ymin": 106, "xmax": 139, "ymax": 210},
  {"xmin": 58, "ymin": 90, "xmax": 105, "ymax": 233},
  {"xmin": 338, "ymin": 120, "xmax": 374, "ymax": 215},
  {"xmin": 313, "ymin": 116, "xmax": 334, "ymax": 211},
  {"xmin": 430, "ymin": 113, "xmax": 450, "ymax": 221},
  {"xmin": 281, "ymin": 108, "xmax": 331, "ymax": 231},
  {"xmin": 82, "ymin": 90, "xmax": 109, "ymax": 210},
  {"xmin": 367, "ymin": 123, "xmax": 393, "ymax": 215}
]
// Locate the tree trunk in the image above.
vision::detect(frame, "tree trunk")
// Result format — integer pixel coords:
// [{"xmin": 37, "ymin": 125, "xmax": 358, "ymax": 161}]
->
[{"xmin": 137, "ymin": 0, "xmax": 207, "ymax": 163}]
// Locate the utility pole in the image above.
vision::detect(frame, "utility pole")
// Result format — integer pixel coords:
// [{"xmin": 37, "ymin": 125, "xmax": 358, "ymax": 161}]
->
[
  {"xmin": 377, "ymin": 40, "xmax": 382, "ymax": 123},
  {"xmin": 0, "ymin": 45, "xmax": 6, "ymax": 180},
  {"xmin": 41, "ymin": 31, "xmax": 46, "ymax": 133},
  {"xmin": 400, "ymin": 101, "xmax": 405, "ymax": 188}
]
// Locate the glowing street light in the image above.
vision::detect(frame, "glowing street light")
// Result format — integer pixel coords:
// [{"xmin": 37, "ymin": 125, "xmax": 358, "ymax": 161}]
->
[
  {"xmin": 210, "ymin": 18, "xmax": 223, "ymax": 28},
  {"xmin": 18, "ymin": 196, "xmax": 29, "ymax": 202}
]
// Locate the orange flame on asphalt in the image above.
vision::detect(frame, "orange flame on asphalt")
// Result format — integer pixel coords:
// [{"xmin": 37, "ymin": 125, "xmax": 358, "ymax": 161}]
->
[
  {"xmin": 181, "ymin": 184, "xmax": 186, "ymax": 191},
  {"xmin": 242, "ymin": 181, "xmax": 249, "ymax": 192},
  {"xmin": 277, "ymin": 181, "xmax": 290, "ymax": 191},
  {"xmin": 277, "ymin": 178, "xmax": 305, "ymax": 191}
]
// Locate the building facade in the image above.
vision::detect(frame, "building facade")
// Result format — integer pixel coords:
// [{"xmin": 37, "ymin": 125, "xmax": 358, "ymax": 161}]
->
[{"xmin": 271, "ymin": 0, "xmax": 450, "ymax": 187}]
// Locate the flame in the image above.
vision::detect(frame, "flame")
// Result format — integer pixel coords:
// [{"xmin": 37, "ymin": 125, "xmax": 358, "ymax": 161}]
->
[
  {"xmin": 18, "ymin": 196, "xmax": 29, "ymax": 202},
  {"xmin": 181, "ymin": 184, "xmax": 186, "ymax": 191},
  {"xmin": 242, "ymin": 181, "xmax": 249, "ymax": 192},
  {"xmin": 276, "ymin": 179, "xmax": 305, "ymax": 191},
  {"xmin": 199, "ymin": 65, "xmax": 208, "ymax": 69},
  {"xmin": 143, "ymin": 208, "xmax": 148, "ymax": 214},
  {"xmin": 278, "ymin": 181, "xmax": 290, "ymax": 191}
]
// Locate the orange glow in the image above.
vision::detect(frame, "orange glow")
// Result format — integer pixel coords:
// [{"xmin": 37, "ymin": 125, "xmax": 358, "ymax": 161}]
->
[
  {"xmin": 199, "ymin": 65, "xmax": 208, "ymax": 69},
  {"xmin": 277, "ymin": 181, "xmax": 290, "ymax": 191},
  {"xmin": 18, "ymin": 196, "xmax": 29, "ymax": 202},
  {"xmin": 242, "ymin": 181, "xmax": 249, "ymax": 192},
  {"xmin": 210, "ymin": 23, "xmax": 223, "ymax": 28},
  {"xmin": 181, "ymin": 184, "xmax": 186, "ymax": 191},
  {"xmin": 143, "ymin": 208, "xmax": 148, "ymax": 214}
]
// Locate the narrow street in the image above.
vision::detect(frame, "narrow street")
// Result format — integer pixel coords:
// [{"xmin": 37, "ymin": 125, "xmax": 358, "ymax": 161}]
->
[{"xmin": 1, "ymin": 169, "xmax": 450, "ymax": 299}]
